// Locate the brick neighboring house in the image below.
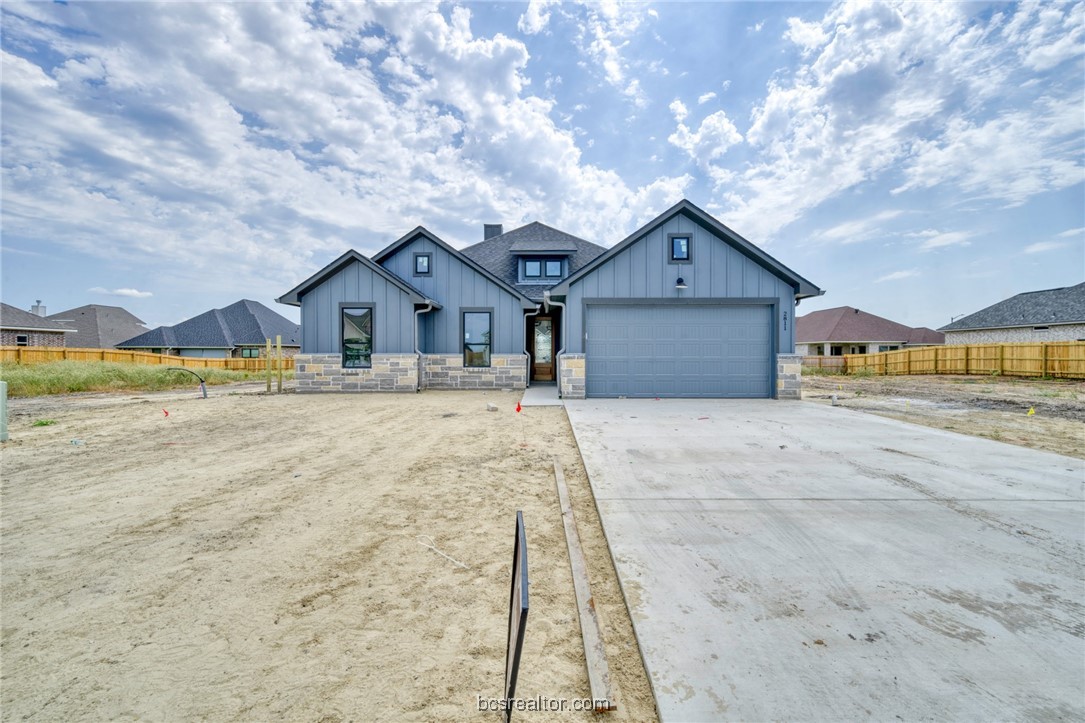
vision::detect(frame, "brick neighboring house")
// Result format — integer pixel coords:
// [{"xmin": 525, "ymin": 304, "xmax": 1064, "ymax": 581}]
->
[
  {"xmin": 796, "ymin": 306, "xmax": 944, "ymax": 356},
  {"xmin": 117, "ymin": 299, "xmax": 301, "ymax": 359},
  {"xmin": 939, "ymin": 282, "xmax": 1085, "ymax": 344},
  {"xmin": 1, "ymin": 302, "xmax": 76, "ymax": 347},
  {"xmin": 47, "ymin": 304, "xmax": 150, "ymax": 349}
]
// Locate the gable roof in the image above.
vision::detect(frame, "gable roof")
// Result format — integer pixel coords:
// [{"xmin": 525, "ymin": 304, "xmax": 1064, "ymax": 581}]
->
[
  {"xmin": 47, "ymin": 304, "xmax": 149, "ymax": 349},
  {"xmin": 551, "ymin": 199, "xmax": 822, "ymax": 299},
  {"xmin": 797, "ymin": 306, "xmax": 944, "ymax": 344},
  {"xmin": 460, "ymin": 221, "xmax": 606, "ymax": 301},
  {"xmin": 373, "ymin": 226, "xmax": 538, "ymax": 308},
  {"xmin": 117, "ymin": 300, "xmax": 301, "ymax": 349},
  {"xmin": 277, "ymin": 248, "xmax": 439, "ymax": 308},
  {"xmin": 1, "ymin": 303, "xmax": 76, "ymax": 333},
  {"xmin": 939, "ymin": 282, "xmax": 1085, "ymax": 331}
]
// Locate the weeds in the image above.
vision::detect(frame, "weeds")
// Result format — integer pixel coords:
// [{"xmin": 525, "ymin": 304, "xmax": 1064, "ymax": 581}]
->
[
  {"xmin": 0, "ymin": 361, "xmax": 290, "ymax": 397},
  {"xmin": 31, "ymin": 419, "xmax": 57, "ymax": 427}
]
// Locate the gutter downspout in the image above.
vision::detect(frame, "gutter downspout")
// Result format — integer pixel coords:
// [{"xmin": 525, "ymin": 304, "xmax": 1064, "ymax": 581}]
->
[
  {"xmin": 414, "ymin": 302, "xmax": 434, "ymax": 392},
  {"xmin": 543, "ymin": 290, "xmax": 567, "ymax": 398},
  {"xmin": 523, "ymin": 304, "xmax": 542, "ymax": 388}
]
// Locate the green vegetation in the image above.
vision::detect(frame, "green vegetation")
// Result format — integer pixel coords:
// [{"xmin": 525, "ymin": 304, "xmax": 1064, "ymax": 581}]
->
[
  {"xmin": 0, "ymin": 361, "xmax": 291, "ymax": 398},
  {"xmin": 31, "ymin": 419, "xmax": 57, "ymax": 427},
  {"xmin": 802, "ymin": 366, "xmax": 846, "ymax": 377},
  {"xmin": 849, "ymin": 367, "xmax": 876, "ymax": 378}
]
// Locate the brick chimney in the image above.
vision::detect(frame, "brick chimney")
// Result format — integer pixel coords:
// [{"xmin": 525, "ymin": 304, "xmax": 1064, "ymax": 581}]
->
[
  {"xmin": 30, "ymin": 300, "xmax": 46, "ymax": 316},
  {"xmin": 484, "ymin": 224, "xmax": 503, "ymax": 240}
]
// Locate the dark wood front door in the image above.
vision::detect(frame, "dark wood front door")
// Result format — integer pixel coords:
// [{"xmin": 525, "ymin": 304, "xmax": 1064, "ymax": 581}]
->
[{"xmin": 532, "ymin": 316, "xmax": 555, "ymax": 381}]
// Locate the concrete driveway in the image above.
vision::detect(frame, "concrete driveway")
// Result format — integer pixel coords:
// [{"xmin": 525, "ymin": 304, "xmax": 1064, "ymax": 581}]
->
[{"xmin": 564, "ymin": 399, "xmax": 1084, "ymax": 722}]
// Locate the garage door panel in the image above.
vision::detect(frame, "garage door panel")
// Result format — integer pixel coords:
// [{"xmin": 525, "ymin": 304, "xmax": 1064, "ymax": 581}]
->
[{"xmin": 585, "ymin": 304, "xmax": 772, "ymax": 398}]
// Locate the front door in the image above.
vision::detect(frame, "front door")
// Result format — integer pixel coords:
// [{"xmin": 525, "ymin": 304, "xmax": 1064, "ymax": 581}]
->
[{"xmin": 532, "ymin": 316, "xmax": 554, "ymax": 381}]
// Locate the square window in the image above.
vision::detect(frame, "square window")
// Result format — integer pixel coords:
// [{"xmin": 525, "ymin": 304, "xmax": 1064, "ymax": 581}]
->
[
  {"xmin": 524, "ymin": 260, "xmax": 541, "ymax": 278},
  {"xmin": 342, "ymin": 307, "xmax": 373, "ymax": 368},
  {"xmin": 545, "ymin": 260, "xmax": 562, "ymax": 277},
  {"xmin": 463, "ymin": 311, "xmax": 491, "ymax": 367},
  {"xmin": 414, "ymin": 253, "xmax": 432, "ymax": 276},
  {"xmin": 16, "ymin": 334, "xmax": 28, "ymax": 346},
  {"xmin": 670, "ymin": 235, "xmax": 691, "ymax": 262}
]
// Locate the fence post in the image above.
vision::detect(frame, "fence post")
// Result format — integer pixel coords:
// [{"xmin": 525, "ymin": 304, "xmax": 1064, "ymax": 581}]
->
[
  {"xmin": 266, "ymin": 338, "xmax": 272, "ymax": 393},
  {"xmin": 1041, "ymin": 343, "xmax": 1048, "ymax": 378},
  {"xmin": 963, "ymin": 345, "xmax": 970, "ymax": 375},
  {"xmin": 998, "ymin": 345, "xmax": 1004, "ymax": 375},
  {"xmin": 276, "ymin": 335, "xmax": 283, "ymax": 394}
]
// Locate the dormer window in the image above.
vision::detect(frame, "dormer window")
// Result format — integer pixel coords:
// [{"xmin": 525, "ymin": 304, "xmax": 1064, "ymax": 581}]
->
[
  {"xmin": 521, "ymin": 257, "xmax": 564, "ymax": 282},
  {"xmin": 545, "ymin": 260, "xmax": 562, "ymax": 277},
  {"xmin": 525, "ymin": 260, "xmax": 542, "ymax": 278}
]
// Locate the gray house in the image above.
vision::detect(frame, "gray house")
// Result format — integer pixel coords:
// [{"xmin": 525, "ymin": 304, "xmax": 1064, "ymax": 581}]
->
[
  {"xmin": 117, "ymin": 299, "xmax": 300, "ymax": 358},
  {"xmin": 940, "ymin": 282, "xmax": 1085, "ymax": 344},
  {"xmin": 278, "ymin": 199, "xmax": 822, "ymax": 398},
  {"xmin": 47, "ymin": 304, "xmax": 149, "ymax": 349}
]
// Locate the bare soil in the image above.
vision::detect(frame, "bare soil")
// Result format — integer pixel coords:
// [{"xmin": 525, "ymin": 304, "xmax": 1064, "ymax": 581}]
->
[
  {"xmin": 802, "ymin": 374, "xmax": 1085, "ymax": 459},
  {"xmin": 1, "ymin": 386, "xmax": 657, "ymax": 722}
]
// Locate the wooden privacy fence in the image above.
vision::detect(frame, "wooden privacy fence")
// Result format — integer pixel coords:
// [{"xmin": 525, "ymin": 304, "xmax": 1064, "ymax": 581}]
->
[
  {"xmin": 840, "ymin": 342, "xmax": 1085, "ymax": 379},
  {"xmin": 0, "ymin": 346, "xmax": 295, "ymax": 372},
  {"xmin": 802, "ymin": 356, "xmax": 847, "ymax": 371}
]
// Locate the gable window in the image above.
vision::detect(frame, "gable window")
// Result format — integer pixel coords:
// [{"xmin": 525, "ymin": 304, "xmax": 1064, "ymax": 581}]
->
[
  {"xmin": 414, "ymin": 252, "xmax": 432, "ymax": 277},
  {"xmin": 15, "ymin": 334, "xmax": 28, "ymax": 346},
  {"xmin": 669, "ymin": 234, "xmax": 692, "ymax": 263},
  {"xmin": 342, "ymin": 306, "xmax": 373, "ymax": 368},
  {"xmin": 240, "ymin": 347, "xmax": 260, "ymax": 358},
  {"xmin": 524, "ymin": 260, "xmax": 541, "ymax": 278},
  {"xmin": 463, "ymin": 310, "xmax": 491, "ymax": 367},
  {"xmin": 545, "ymin": 260, "xmax": 562, "ymax": 278}
]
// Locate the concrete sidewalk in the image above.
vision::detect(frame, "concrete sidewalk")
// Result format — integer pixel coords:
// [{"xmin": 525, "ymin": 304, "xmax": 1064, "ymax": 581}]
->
[{"xmin": 565, "ymin": 399, "xmax": 1085, "ymax": 722}]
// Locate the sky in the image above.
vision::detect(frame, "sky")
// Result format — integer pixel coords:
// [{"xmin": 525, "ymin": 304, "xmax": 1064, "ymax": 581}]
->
[{"xmin": 1, "ymin": 0, "xmax": 1082, "ymax": 331}]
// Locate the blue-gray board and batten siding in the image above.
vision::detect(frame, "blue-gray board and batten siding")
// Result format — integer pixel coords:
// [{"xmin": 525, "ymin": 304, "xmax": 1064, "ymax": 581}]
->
[
  {"xmin": 299, "ymin": 261, "xmax": 417, "ymax": 354},
  {"xmin": 564, "ymin": 213, "xmax": 797, "ymax": 398},
  {"xmin": 378, "ymin": 234, "xmax": 526, "ymax": 355}
]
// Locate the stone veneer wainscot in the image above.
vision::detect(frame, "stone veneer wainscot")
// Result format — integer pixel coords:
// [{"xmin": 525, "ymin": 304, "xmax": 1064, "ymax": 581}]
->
[
  {"xmin": 776, "ymin": 353, "xmax": 802, "ymax": 400},
  {"xmin": 295, "ymin": 353, "xmax": 418, "ymax": 393},
  {"xmin": 558, "ymin": 354, "xmax": 586, "ymax": 399},
  {"xmin": 420, "ymin": 354, "xmax": 527, "ymax": 390}
]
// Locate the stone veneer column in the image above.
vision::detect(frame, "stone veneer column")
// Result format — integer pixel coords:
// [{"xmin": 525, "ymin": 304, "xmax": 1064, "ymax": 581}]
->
[
  {"xmin": 419, "ymin": 354, "xmax": 527, "ymax": 390},
  {"xmin": 294, "ymin": 353, "xmax": 418, "ymax": 392},
  {"xmin": 776, "ymin": 353, "xmax": 802, "ymax": 400},
  {"xmin": 558, "ymin": 354, "xmax": 586, "ymax": 399}
]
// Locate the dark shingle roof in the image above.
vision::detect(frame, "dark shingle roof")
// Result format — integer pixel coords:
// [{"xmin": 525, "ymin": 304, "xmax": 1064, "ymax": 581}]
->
[
  {"xmin": 1, "ymin": 303, "xmax": 76, "ymax": 333},
  {"xmin": 117, "ymin": 300, "xmax": 300, "ymax": 349},
  {"xmin": 47, "ymin": 304, "xmax": 149, "ymax": 349},
  {"xmin": 939, "ymin": 282, "xmax": 1085, "ymax": 331},
  {"xmin": 797, "ymin": 306, "xmax": 944, "ymax": 344},
  {"xmin": 460, "ymin": 222, "xmax": 606, "ymax": 301}
]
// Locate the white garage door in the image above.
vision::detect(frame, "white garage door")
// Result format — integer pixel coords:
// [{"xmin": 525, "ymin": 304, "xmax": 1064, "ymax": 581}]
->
[{"xmin": 585, "ymin": 304, "xmax": 772, "ymax": 398}]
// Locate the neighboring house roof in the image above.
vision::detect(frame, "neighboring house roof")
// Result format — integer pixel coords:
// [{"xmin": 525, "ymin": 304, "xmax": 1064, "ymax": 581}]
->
[
  {"xmin": 939, "ymin": 282, "xmax": 1085, "ymax": 331},
  {"xmin": 0, "ymin": 303, "xmax": 76, "ymax": 334},
  {"xmin": 117, "ymin": 299, "xmax": 301, "ymax": 349},
  {"xmin": 797, "ymin": 307, "xmax": 945, "ymax": 345},
  {"xmin": 459, "ymin": 221, "xmax": 606, "ymax": 301},
  {"xmin": 551, "ymin": 199, "xmax": 822, "ymax": 299},
  {"xmin": 374, "ymin": 226, "xmax": 538, "ymax": 308},
  {"xmin": 46, "ymin": 304, "xmax": 149, "ymax": 349},
  {"xmin": 278, "ymin": 248, "xmax": 440, "ymax": 308}
]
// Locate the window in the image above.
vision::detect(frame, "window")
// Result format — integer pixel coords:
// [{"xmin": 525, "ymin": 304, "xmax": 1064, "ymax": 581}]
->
[
  {"xmin": 463, "ymin": 311, "xmax": 491, "ymax": 367},
  {"xmin": 241, "ymin": 347, "xmax": 260, "ymax": 358},
  {"xmin": 669, "ymin": 234, "xmax": 691, "ymax": 263},
  {"xmin": 414, "ymin": 252, "xmax": 432, "ymax": 277},
  {"xmin": 15, "ymin": 334, "xmax": 28, "ymax": 346},
  {"xmin": 830, "ymin": 345, "xmax": 843, "ymax": 356},
  {"xmin": 524, "ymin": 260, "xmax": 541, "ymax": 278},
  {"xmin": 545, "ymin": 260, "xmax": 562, "ymax": 277},
  {"xmin": 342, "ymin": 306, "xmax": 373, "ymax": 368}
]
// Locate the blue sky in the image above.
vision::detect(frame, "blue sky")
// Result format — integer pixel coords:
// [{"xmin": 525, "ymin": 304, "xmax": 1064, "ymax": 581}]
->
[{"xmin": 2, "ymin": 0, "xmax": 1082, "ymax": 330}]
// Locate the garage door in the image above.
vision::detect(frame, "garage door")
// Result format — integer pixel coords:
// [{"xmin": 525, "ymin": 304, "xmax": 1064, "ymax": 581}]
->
[{"xmin": 585, "ymin": 304, "xmax": 772, "ymax": 398}]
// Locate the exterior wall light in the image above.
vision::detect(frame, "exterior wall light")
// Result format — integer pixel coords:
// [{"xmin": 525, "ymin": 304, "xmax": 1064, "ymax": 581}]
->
[{"xmin": 675, "ymin": 277, "xmax": 688, "ymax": 290}]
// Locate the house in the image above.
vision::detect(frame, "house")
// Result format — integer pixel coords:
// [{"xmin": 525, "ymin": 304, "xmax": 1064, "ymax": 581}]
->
[
  {"xmin": 46, "ymin": 304, "xmax": 150, "ymax": 349},
  {"xmin": 796, "ymin": 307, "xmax": 944, "ymax": 356},
  {"xmin": 279, "ymin": 199, "xmax": 822, "ymax": 398},
  {"xmin": 939, "ymin": 282, "xmax": 1085, "ymax": 344},
  {"xmin": 1, "ymin": 302, "xmax": 76, "ymax": 347},
  {"xmin": 117, "ymin": 299, "xmax": 301, "ymax": 358}
]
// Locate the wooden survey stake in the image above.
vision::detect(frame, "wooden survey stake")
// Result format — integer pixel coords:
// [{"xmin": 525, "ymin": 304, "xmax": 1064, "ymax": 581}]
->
[
  {"xmin": 276, "ymin": 335, "xmax": 283, "ymax": 393},
  {"xmin": 504, "ymin": 511, "xmax": 529, "ymax": 723}
]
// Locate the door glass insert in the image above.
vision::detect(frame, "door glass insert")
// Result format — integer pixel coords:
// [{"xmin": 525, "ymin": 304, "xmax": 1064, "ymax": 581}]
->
[{"xmin": 534, "ymin": 319, "xmax": 552, "ymax": 363}]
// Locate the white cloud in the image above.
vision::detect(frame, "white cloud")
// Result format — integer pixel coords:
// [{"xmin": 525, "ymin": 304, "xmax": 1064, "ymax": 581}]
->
[
  {"xmin": 697, "ymin": 92, "xmax": 717, "ymax": 105},
  {"xmin": 518, "ymin": 0, "xmax": 558, "ymax": 35},
  {"xmin": 747, "ymin": 21, "xmax": 765, "ymax": 34},
  {"xmin": 875, "ymin": 269, "xmax": 919, "ymax": 283},
  {"xmin": 573, "ymin": 0, "xmax": 655, "ymax": 108},
  {"xmin": 910, "ymin": 230, "xmax": 974, "ymax": 251},
  {"xmin": 1057, "ymin": 227, "xmax": 1084, "ymax": 238},
  {"xmin": 668, "ymin": 111, "xmax": 744, "ymax": 169},
  {"xmin": 668, "ymin": 98, "xmax": 688, "ymax": 122},
  {"xmin": 89, "ymin": 287, "xmax": 153, "ymax": 298},
  {"xmin": 819, "ymin": 210, "xmax": 905, "ymax": 244},
  {"xmin": 1023, "ymin": 241, "xmax": 1068, "ymax": 254}
]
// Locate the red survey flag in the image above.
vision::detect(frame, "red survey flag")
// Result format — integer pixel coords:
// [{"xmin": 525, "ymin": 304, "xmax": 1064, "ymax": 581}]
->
[
  {"xmin": 163, "ymin": 409, "xmax": 169, "ymax": 417},
  {"xmin": 516, "ymin": 401, "xmax": 522, "ymax": 413}
]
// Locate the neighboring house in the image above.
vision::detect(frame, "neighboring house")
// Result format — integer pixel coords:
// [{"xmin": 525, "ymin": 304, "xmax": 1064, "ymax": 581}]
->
[
  {"xmin": 117, "ymin": 299, "xmax": 301, "ymax": 358},
  {"xmin": 939, "ymin": 282, "xmax": 1085, "ymax": 344},
  {"xmin": 0, "ymin": 302, "xmax": 76, "ymax": 347},
  {"xmin": 46, "ymin": 304, "xmax": 150, "ymax": 349},
  {"xmin": 278, "ymin": 199, "xmax": 822, "ymax": 399},
  {"xmin": 796, "ymin": 307, "xmax": 944, "ymax": 356}
]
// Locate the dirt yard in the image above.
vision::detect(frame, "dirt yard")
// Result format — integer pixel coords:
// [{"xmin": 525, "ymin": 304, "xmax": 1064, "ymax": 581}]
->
[
  {"xmin": 803, "ymin": 373, "xmax": 1085, "ymax": 458},
  {"xmin": 1, "ymin": 386, "xmax": 657, "ymax": 722}
]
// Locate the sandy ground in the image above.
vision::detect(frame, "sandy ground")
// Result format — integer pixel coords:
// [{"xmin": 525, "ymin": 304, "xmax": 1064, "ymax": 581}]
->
[
  {"xmin": 1, "ymin": 385, "xmax": 657, "ymax": 722},
  {"xmin": 802, "ymin": 373, "xmax": 1085, "ymax": 458}
]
